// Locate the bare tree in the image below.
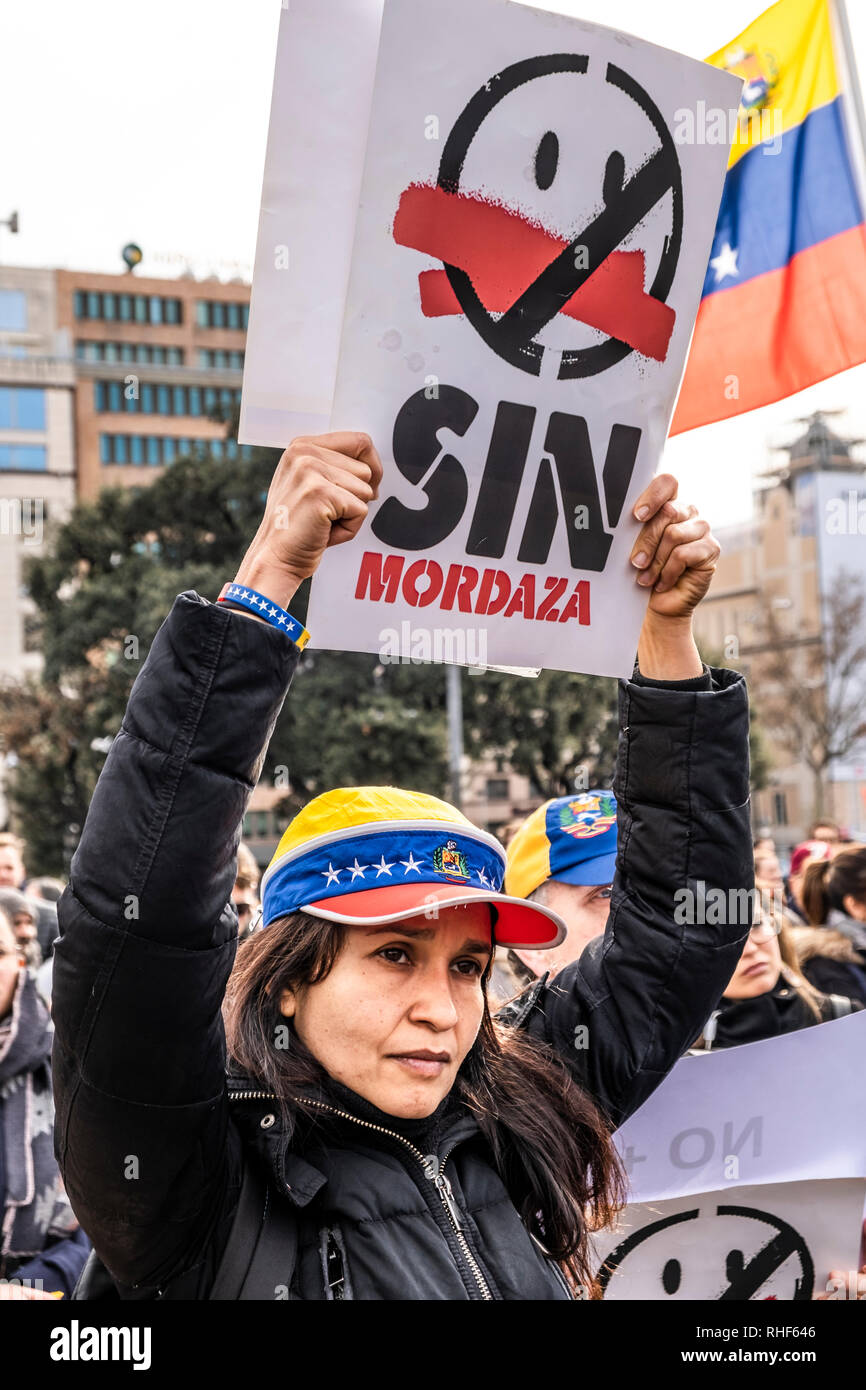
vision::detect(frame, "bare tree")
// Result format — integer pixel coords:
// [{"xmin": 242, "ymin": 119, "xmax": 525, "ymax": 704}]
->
[{"xmin": 755, "ymin": 569, "xmax": 866, "ymax": 819}]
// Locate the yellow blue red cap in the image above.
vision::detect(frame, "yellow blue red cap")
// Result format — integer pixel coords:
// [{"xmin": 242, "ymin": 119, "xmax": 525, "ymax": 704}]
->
[{"xmin": 260, "ymin": 786, "xmax": 565, "ymax": 948}]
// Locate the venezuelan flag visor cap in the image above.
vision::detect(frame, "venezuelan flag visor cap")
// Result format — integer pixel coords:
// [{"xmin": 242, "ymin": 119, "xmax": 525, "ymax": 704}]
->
[
  {"xmin": 505, "ymin": 792, "xmax": 618, "ymax": 900},
  {"xmin": 260, "ymin": 787, "xmax": 565, "ymax": 949}
]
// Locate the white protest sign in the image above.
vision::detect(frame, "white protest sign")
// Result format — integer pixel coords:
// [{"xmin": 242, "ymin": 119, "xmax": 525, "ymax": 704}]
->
[
  {"xmin": 239, "ymin": 0, "xmax": 385, "ymax": 444},
  {"xmin": 590, "ymin": 1179, "xmax": 866, "ymax": 1302},
  {"xmin": 289, "ymin": 0, "xmax": 741, "ymax": 674},
  {"xmin": 614, "ymin": 1011, "xmax": 866, "ymax": 1203}
]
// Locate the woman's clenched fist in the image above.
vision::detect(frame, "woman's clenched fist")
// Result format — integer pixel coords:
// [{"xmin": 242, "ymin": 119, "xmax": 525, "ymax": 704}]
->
[{"xmin": 232, "ymin": 432, "xmax": 383, "ymax": 609}]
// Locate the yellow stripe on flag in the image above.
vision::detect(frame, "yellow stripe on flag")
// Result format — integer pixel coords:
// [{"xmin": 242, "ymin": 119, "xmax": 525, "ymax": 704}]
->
[{"xmin": 707, "ymin": 0, "xmax": 840, "ymax": 167}]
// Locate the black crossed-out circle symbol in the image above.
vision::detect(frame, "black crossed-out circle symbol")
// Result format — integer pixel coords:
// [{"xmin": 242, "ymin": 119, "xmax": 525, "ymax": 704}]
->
[
  {"xmin": 437, "ymin": 53, "xmax": 683, "ymax": 379},
  {"xmin": 595, "ymin": 1203, "xmax": 815, "ymax": 1300}
]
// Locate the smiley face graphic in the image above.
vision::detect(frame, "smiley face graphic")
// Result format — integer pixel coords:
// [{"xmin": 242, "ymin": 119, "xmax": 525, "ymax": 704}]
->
[
  {"xmin": 596, "ymin": 1203, "xmax": 815, "ymax": 1300},
  {"xmin": 394, "ymin": 54, "xmax": 683, "ymax": 379}
]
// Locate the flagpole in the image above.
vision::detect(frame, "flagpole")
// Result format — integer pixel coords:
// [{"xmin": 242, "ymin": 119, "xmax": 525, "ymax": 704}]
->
[{"xmin": 832, "ymin": 0, "xmax": 866, "ymax": 216}]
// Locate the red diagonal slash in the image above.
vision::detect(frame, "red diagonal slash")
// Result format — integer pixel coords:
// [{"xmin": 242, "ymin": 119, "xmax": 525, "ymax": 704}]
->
[{"xmin": 393, "ymin": 183, "xmax": 675, "ymax": 362}]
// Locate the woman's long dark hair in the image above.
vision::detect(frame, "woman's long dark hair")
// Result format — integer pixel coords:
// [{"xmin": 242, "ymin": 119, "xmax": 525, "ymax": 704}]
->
[
  {"xmin": 224, "ymin": 910, "xmax": 626, "ymax": 1292},
  {"xmin": 802, "ymin": 846, "xmax": 866, "ymax": 925}
]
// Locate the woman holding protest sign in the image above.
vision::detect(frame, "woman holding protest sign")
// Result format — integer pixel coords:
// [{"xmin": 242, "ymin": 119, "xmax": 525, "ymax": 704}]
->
[{"xmin": 53, "ymin": 432, "xmax": 752, "ymax": 1301}]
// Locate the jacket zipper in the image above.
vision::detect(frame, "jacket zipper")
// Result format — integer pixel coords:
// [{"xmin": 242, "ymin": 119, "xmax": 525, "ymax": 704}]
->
[
  {"xmin": 228, "ymin": 1090, "xmax": 493, "ymax": 1300},
  {"xmin": 292, "ymin": 1096, "xmax": 494, "ymax": 1301}
]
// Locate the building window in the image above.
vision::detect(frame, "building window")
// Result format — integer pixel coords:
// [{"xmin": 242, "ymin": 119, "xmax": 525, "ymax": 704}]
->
[
  {"xmin": 119, "ymin": 294, "xmax": 133, "ymax": 322},
  {"xmin": 134, "ymin": 295, "xmax": 147, "ymax": 324},
  {"xmin": 197, "ymin": 299, "xmax": 249, "ymax": 330},
  {"xmin": 172, "ymin": 385, "xmax": 186, "ymax": 415},
  {"xmin": 188, "ymin": 385, "xmax": 202, "ymax": 416},
  {"xmin": 87, "ymin": 292, "xmax": 101, "ymax": 319},
  {"xmin": 0, "ymin": 444, "xmax": 47, "ymax": 471},
  {"xmin": 103, "ymin": 292, "xmax": 117, "ymax": 321},
  {"xmin": 167, "ymin": 347, "xmax": 182, "ymax": 365},
  {"xmin": 0, "ymin": 386, "xmax": 46, "ymax": 430},
  {"xmin": 0, "ymin": 289, "xmax": 28, "ymax": 331},
  {"xmin": 141, "ymin": 383, "xmax": 155, "ymax": 414},
  {"xmin": 486, "ymin": 778, "xmax": 510, "ymax": 801},
  {"xmin": 102, "ymin": 433, "xmax": 254, "ymax": 466},
  {"xmin": 773, "ymin": 792, "xmax": 788, "ymax": 826}
]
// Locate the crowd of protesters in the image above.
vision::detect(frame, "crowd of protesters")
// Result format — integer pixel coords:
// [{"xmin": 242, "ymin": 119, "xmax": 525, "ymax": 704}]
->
[
  {"xmin": 3, "ymin": 799, "xmax": 863, "ymax": 1299},
  {"xmin": 1, "ymin": 437, "xmax": 864, "ymax": 1301}
]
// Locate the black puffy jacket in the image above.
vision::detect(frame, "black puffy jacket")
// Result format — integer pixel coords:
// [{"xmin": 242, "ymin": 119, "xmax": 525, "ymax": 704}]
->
[{"xmin": 52, "ymin": 592, "xmax": 752, "ymax": 1300}]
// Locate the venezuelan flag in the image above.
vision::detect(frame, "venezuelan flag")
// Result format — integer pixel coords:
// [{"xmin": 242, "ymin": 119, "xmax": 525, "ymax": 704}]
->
[{"xmin": 671, "ymin": 0, "xmax": 866, "ymax": 434}]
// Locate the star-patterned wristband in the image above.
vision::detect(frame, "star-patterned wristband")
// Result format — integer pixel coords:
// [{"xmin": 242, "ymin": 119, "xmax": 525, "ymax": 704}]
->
[{"xmin": 217, "ymin": 583, "xmax": 310, "ymax": 650}]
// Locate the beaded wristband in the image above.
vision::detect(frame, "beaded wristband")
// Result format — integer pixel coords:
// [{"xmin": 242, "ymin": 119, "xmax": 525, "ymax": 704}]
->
[{"xmin": 217, "ymin": 583, "xmax": 310, "ymax": 650}]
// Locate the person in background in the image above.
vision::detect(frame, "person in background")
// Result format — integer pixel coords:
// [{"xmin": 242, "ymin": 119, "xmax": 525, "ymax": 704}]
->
[
  {"xmin": 27, "ymin": 877, "xmax": 66, "ymax": 905},
  {"xmin": 788, "ymin": 921, "xmax": 866, "ymax": 1006},
  {"xmin": 491, "ymin": 792, "xmax": 617, "ymax": 1003},
  {"xmin": 802, "ymin": 845, "xmax": 866, "ymax": 948},
  {"xmin": 0, "ymin": 889, "xmax": 41, "ymax": 969},
  {"xmin": 0, "ymin": 834, "xmax": 27, "ymax": 891},
  {"xmin": 808, "ymin": 819, "xmax": 842, "ymax": 845},
  {"xmin": 691, "ymin": 910, "xmax": 860, "ymax": 1051},
  {"xmin": 0, "ymin": 906, "xmax": 89, "ymax": 1296},
  {"xmin": 754, "ymin": 844, "xmax": 785, "ymax": 901},
  {"xmin": 753, "ymin": 832, "xmax": 776, "ymax": 858},
  {"xmin": 233, "ymin": 841, "xmax": 261, "ymax": 941},
  {"xmin": 785, "ymin": 840, "xmax": 832, "ymax": 920}
]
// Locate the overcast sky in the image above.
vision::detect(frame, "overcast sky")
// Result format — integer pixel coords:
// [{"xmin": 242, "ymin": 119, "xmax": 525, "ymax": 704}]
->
[{"xmin": 2, "ymin": 0, "xmax": 866, "ymax": 527}]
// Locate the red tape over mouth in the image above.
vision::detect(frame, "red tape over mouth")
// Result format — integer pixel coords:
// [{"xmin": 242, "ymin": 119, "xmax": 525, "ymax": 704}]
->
[{"xmin": 393, "ymin": 182, "xmax": 675, "ymax": 362}]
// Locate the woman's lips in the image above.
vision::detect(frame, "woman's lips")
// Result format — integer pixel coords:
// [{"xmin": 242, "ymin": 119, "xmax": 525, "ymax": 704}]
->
[
  {"xmin": 743, "ymin": 959, "xmax": 771, "ymax": 977},
  {"xmin": 388, "ymin": 1053, "xmax": 450, "ymax": 1078}
]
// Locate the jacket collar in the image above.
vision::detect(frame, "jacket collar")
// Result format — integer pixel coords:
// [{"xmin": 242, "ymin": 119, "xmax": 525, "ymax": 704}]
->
[{"xmin": 227, "ymin": 1072, "xmax": 482, "ymax": 1208}]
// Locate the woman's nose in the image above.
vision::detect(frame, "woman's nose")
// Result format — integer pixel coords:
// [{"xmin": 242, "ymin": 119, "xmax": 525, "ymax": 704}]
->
[{"xmin": 409, "ymin": 970, "xmax": 460, "ymax": 1029}]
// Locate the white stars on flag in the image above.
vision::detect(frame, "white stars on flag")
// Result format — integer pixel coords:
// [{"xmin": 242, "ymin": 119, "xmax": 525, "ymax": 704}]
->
[{"xmin": 710, "ymin": 242, "xmax": 739, "ymax": 283}]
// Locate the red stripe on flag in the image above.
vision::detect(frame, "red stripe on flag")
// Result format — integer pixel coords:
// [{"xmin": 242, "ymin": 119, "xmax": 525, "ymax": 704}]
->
[
  {"xmin": 394, "ymin": 183, "xmax": 676, "ymax": 362},
  {"xmin": 671, "ymin": 224, "xmax": 866, "ymax": 435}
]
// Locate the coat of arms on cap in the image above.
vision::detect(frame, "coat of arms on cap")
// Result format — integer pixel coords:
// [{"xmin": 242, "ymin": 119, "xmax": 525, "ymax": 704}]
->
[
  {"xmin": 433, "ymin": 839, "xmax": 471, "ymax": 882},
  {"xmin": 559, "ymin": 792, "xmax": 616, "ymax": 839}
]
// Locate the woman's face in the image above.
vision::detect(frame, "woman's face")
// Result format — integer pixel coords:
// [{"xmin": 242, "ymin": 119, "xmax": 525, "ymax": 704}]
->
[
  {"xmin": 723, "ymin": 917, "xmax": 782, "ymax": 1000},
  {"xmin": 279, "ymin": 903, "xmax": 493, "ymax": 1119},
  {"xmin": 0, "ymin": 915, "xmax": 23, "ymax": 1019}
]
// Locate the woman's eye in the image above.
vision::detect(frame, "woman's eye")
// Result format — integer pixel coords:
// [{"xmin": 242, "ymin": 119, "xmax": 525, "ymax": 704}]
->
[
  {"xmin": 379, "ymin": 946, "xmax": 410, "ymax": 964},
  {"xmin": 454, "ymin": 958, "xmax": 483, "ymax": 977}
]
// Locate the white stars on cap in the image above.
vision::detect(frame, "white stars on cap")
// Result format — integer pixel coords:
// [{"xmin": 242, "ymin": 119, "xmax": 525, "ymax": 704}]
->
[
  {"xmin": 322, "ymin": 862, "xmax": 341, "ymax": 887},
  {"xmin": 400, "ymin": 852, "xmax": 423, "ymax": 875},
  {"xmin": 349, "ymin": 858, "xmax": 369, "ymax": 881},
  {"xmin": 373, "ymin": 855, "xmax": 395, "ymax": 877}
]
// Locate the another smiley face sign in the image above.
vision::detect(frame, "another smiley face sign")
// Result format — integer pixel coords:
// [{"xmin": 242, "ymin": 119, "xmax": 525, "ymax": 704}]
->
[{"xmin": 590, "ymin": 1180, "xmax": 865, "ymax": 1301}]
